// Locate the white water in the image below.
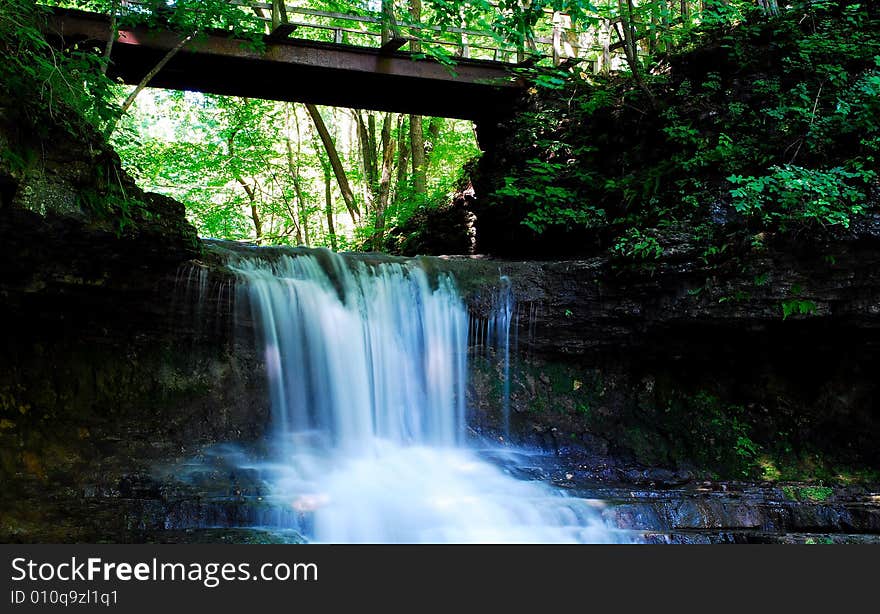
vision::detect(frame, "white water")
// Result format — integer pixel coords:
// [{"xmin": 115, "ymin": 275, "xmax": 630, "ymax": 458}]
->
[{"xmin": 232, "ymin": 250, "xmax": 619, "ymax": 543}]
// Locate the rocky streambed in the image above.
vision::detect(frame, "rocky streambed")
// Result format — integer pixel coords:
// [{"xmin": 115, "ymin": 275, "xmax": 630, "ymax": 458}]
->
[{"xmin": 5, "ymin": 443, "xmax": 878, "ymax": 544}]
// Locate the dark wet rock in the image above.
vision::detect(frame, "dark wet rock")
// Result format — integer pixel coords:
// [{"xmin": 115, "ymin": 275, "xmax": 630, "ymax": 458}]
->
[
  {"xmin": 643, "ymin": 532, "xmax": 734, "ymax": 545},
  {"xmin": 441, "ymin": 228, "xmax": 880, "ymax": 477},
  {"xmin": 607, "ymin": 504, "xmax": 668, "ymax": 533},
  {"xmin": 136, "ymin": 529, "xmax": 302, "ymax": 545},
  {"xmin": 0, "ymin": 112, "xmax": 261, "ymax": 542},
  {"xmin": 645, "ymin": 531, "xmax": 880, "ymax": 544},
  {"xmin": 383, "ymin": 185, "xmax": 477, "ymax": 256},
  {"xmin": 589, "ymin": 479, "xmax": 880, "ymax": 542},
  {"xmin": 667, "ymin": 499, "xmax": 762, "ymax": 530},
  {"xmin": 618, "ymin": 468, "xmax": 693, "ymax": 488},
  {"xmin": 580, "ymin": 433, "xmax": 610, "ymax": 456},
  {"xmin": 118, "ymin": 474, "xmax": 162, "ymax": 500}
]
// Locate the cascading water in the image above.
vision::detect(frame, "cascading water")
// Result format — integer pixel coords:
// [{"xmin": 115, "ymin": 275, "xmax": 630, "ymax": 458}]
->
[
  {"xmin": 487, "ymin": 276, "xmax": 514, "ymax": 437},
  {"xmin": 231, "ymin": 249, "xmax": 621, "ymax": 543}
]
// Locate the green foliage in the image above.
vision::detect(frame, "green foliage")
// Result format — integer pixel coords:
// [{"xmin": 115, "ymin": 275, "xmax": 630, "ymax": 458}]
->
[
  {"xmin": 0, "ymin": 0, "xmax": 121, "ymax": 135},
  {"xmin": 488, "ymin": 1, "xmax": 880, "ymax": 257},
  {"xmin": 118, "ymin": 92, "xmax": 314, "ymax": 244},
  {"xmin": 780, "ymin": 283, "xmax": 817, "ymax": 319},
  {"xmin": 612, "ymin": 228, "xmax": 663, "ymax": 261},
  {"xmin": 781, "ymin": 298, "xmax": 817, "ymax": 319},
  {"xmin": 497, "ymin": 157, "xmax": 602, "ymax": 232},
  {"xmin": 515, "ymin": 65, "xmax": 571, "ymax": 91},
  {"xmin": 718, "ymin": 290, "xmax": 750, "ymax": 304},
  {"xmin": 782, "ymin": 484, "xmax": 833, "ymax": 502},
  {"xmin": 728, "ymin": 165, "xmax": 870, "ymax": 229},
  {"xmin": 613, "ymin": 390, "xmax": 762, "ymax": 477},
  {"xmin": 662, "ymin": 391, "xmax": 761, "ymax": 477},
  {"xmin": 804, "ymin": 537, "xmax": 834, "ymax": 544},
  {"xmin": 759, "ymin": 444, "xmax": 880, "ymax": 484},
  {"xmin": 425, "ymin": 0, "xmax": 607, "ymax": 60},
  {"xmin": 47, "ymin": 0, "xmax": 266, "ymax": 40},
  {"xmin": 0, "ymin": 0, "xmax": 154, "ymax": 231}
]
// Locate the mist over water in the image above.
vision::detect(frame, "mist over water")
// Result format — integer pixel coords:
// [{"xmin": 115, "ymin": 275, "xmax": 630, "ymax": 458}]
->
[{"xmin": 232, "ymin": 250, "xmax": 620, "ymax": 543}]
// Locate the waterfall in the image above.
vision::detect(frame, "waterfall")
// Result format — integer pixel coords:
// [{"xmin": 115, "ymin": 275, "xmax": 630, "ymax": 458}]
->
[
  {"xmin": 231, "ymin": 249, "xmax": 620, "ymax": 544},
  {"xmin": 487, "ymin": 276, "xmax": 514, "ymax": 437},
  {"xmin": 235, "ymin": 253, "xmax": 467, "ymax": 449}
]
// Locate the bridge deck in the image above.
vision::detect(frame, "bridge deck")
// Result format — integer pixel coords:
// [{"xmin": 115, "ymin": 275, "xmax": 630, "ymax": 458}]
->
[{"xmin": 46, "ymin": 8, "xmax": 524, "ymax": 121}]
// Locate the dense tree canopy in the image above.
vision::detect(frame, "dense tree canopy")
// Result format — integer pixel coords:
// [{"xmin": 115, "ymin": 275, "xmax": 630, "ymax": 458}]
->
[
  {"xmin": 2, "ymin": 0, "xmax": 840, "ymax": 250},
  {"xmin": 484, "ymin": 1, "xmax": 880, "ymax": 258}
]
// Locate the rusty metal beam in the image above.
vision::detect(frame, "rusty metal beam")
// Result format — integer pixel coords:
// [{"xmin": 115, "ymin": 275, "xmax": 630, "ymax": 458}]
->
[
  {"xmin": 379, "ymin": 37, "xmax": 407, "ymax": 54},
  {"xmin": 268, "ymin": 23, "xmax": 298, "ymax": 41},
  {"xmin": 44, "ymin": 8, "xmax": 522, "ymax": 121}
]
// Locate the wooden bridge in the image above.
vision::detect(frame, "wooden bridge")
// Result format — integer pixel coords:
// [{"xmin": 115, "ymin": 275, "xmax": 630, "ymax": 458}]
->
[{"xmin": 43, "ymin": 1, "xmax": 583, "ymax": 122}]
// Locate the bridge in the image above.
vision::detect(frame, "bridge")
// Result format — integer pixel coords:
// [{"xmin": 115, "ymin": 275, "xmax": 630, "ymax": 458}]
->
[{"xmin": 43, "ymin": 2, "xmax": 582, "ymax": 122}]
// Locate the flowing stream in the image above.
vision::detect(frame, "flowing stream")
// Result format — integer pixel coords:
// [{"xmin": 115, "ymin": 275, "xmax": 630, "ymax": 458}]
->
[{"xmin": 230, "ymin": 250, "xmax": 620, "ymax": 543}]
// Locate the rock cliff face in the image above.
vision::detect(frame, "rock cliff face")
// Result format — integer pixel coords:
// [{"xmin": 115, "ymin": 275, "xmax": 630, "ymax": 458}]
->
[
  {"xmin": 442, "ymin": 224, "xmax": 880, "ymax": 477},
  {"xmin": 0, "ymin": 106, "xmax": 268, "ymax": 540}
]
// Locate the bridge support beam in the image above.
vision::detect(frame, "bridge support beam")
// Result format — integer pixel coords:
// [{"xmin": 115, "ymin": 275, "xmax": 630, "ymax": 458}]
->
[
  {"xmin": 45, "ymin": 8, "xmax": 522, "ymax": 122},
  {"xmin": 268, "ymin": 23, "xmax": 298, "ymax": 41},
  {"xmin": 270, "ymin": 0, "xmax": 288, "ymax": 32},
  {"xmin": 379, "ymin": 37, "xmax": 407, "ymax": 54}
]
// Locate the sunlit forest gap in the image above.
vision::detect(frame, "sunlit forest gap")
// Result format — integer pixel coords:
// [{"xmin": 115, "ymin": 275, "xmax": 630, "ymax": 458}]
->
[{"xmin": 112, "ymin": 91, "xmax": 479, "ymax": 249}]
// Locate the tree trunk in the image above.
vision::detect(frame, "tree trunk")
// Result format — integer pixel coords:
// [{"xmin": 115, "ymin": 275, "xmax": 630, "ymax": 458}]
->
[
  {"xmin": 226, "ymin": 131, "xmax": 262, "ymax": 239},
  {"xmin": 617, "ymin": 0, "xmax": 638, "ymax": 69},
  {"xmin": 305, "ymin": 103, "xmax": 359, "ymax": 224},
  {"xmin": 428, "ymin": 117, "xmax": 442, "ymax": 147},
  {"xmin": 407, "ymin": 1, "xmax": 427, "ymax": 199},
  {"xmin": 101, "ymin": 0, "xmax": 121, "ymax": 75},
  {"xmin": 381, "ymin": 0, "xmax": 396, "ymax": 44},
  {"xmin": 374, "ymin": 113, "xmax": 396, "ymax": 244},
  {"xmin": 614, "ymin": 0, "xmax": 657, "ymax": 108},
  {"xmin": 284, "ymin": 139, "xmax": 306, "ymax": 245},
  {"xmin": 237, "ymin": 178, "xmax": 262, "ymax": 239},
  {"xmin": 105, "ymin": 30, "xmax": 195, "ymax": 136},
  {"xmin": 409, "ymin": 0, "xmax": 422, "ymax": 54},
  {"xmin": 395, "ymin": 115, "xmax": 409, "ymax": 203},
  {"xmin": 289, "ymin": 107, "xmax": 310, "ymax": 246},
  {"xmin": 598, "ymin": 18, "xmax": 612, "ymax": 74},
  {"xmin": 368, "ymin": 114, "xmax": 378, "ymax": 177},
  {"xmin": 396, "ymin": 116, "xmax": 409, "ymax": 186},
  {"xmin": 323, "ymin": 169, "xmax": 337, "ymax": 251},
  {"xmin": 355, "ymin": 111, "xmax": 379, "ymax": 210},
  {"xmin": 410, "ymin": 115, "xmax": 427, "ymax": 197},
  {"xmin": 292, "ymin": 173, "xmax": 308, "ymax": 245}
]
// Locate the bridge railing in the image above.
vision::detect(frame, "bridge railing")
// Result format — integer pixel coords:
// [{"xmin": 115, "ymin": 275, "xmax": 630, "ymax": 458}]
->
[
  {"xmin": 106, "ymin": 0, "xmax": 590, "ymax": 66},
  {"xmin": 231, "ymin": 1, "xmax": 790, "ymax": 71},
  {"xmin": 237, "ymin": 1, "xmax": 592, "ymax": 65},
  {"xmin": 55, "ymin": 1, "xmax": 780, "ymax": 72}
]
